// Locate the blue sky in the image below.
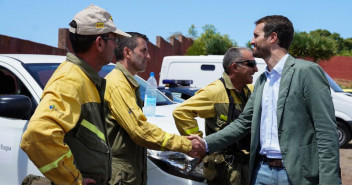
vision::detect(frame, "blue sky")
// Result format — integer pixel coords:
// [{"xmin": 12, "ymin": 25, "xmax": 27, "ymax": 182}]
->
[{"xmin": 1, "ymin": 0, "xmax": 351, "ymax": 48}]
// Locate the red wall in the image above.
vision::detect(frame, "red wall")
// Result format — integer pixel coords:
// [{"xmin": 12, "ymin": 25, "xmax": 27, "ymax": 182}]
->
[
  {"xmin": 319, "ymin": 56, "xmax": 352, "ymax": 81},
  {"xmin": 0, "ymin": 34, "xmax": 66, "ymax": 55}
]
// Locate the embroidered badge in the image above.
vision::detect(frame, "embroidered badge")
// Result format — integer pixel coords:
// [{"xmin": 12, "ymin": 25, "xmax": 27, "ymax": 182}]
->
[
  {"xmin": 96, "ymin": 23, "xmax": 104, "ymax": 28},
  {"xmin": 49, "ymin": 104, "xmax": 64, "ymax": 117}
]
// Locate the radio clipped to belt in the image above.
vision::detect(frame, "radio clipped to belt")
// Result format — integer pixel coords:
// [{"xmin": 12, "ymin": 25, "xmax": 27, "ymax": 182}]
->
[
  {"xmin": 203, "ymin": 152, "xmax": 227, "ymax": 181},
  {"xmin": 202, "ymin": 150, "xmax": 250, "ymax": 182}
]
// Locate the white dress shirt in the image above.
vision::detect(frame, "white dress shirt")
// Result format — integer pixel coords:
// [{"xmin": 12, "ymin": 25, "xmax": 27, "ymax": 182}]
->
[{"xmin": 259, "ymin": 54, "xmax": 289, "ymax": 159}]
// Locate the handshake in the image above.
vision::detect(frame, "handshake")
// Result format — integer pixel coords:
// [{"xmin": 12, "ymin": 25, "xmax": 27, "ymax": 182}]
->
[{"xmin": 187, "ymin": 135, "xmax": 207, "ymax": 159}]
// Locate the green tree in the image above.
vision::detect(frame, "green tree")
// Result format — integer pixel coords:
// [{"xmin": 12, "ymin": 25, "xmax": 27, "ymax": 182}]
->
[
  {"xmin": 245, "ymin": 41, "xmax": 252, "ymax": 50},
  {"xmin": 187, "ymin": 39, "xmax": 206, "ymax": 55},
  {"xmin": 289, "ymin": 31, "xmax": 337, "ymax": 63},
  {"xmin": 341, "ymin": 38, "xmax": 352, "ymax": 56},
  {"xmin": 343, "ymin": 38, "xmax": 352, "ymax": 50},
  {"xmin": 309, "ymin": 29, "xmax": 352, "ymax": 56},
  {"xmin": 188, "ymin": 24, "xmax": 198, "ymax": 39},
  {"xmin": 187, "ymin": 24, "xmax": 236, "ymax": 55},
  {"xmin": 310, "ymin": 29, "xmax": 332, "ymax": 37}
]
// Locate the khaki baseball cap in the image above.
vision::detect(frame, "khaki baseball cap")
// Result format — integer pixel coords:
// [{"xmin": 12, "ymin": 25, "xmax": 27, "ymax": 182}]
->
[{"xmin": 69, "ymin": 4, "xmax": 130, "ymax": 37}]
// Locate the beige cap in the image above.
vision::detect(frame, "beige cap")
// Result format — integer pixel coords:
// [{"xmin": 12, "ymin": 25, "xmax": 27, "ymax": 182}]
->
[{"xmin": 69, "ymin": 4, "xmax": 130, "ymax": 37}]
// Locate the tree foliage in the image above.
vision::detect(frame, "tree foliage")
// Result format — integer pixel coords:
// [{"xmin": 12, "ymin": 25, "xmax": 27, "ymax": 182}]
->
[
  {"xmin": 245, "ymin": 41, "xmax": 252, "ymax": 50},
  {"xmin": 245, "ymin": 29, "xmax": 352, "ymax": 61},
  {"xmin": 310, "ymin": 29, "xmax": 346, "ymax": 54},
  {"xmin": 188, "ymin": 24, "xmax": 198, "ymax": 39},
  {"xmin": 291, "ymin": 29, "xmax": 352, "ymax": 59},
  {"xmin": 340, "ymin": 38, "xmax": 352, "ymax": 56},
  {"xmin": 289, "ymin": 31, "xmax": 337, "ymax": 63},
  {"xmin": 186, "ymin": 24, "xmax": 236, "ymax": 55}
]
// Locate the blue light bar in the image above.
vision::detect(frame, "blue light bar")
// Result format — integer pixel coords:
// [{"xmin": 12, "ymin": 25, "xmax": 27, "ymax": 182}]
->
[{"xmin": 162, "ymin": 79, "xmax": 193, "ymax": 86}]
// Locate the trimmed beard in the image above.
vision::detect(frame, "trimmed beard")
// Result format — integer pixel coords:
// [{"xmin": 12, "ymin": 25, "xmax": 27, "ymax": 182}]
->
[{"xmin": 253, "ymin": 46, "xmax": 270, "ymax": 59}]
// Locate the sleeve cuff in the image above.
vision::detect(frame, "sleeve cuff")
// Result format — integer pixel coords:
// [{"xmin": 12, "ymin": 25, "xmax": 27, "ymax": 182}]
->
[{"xmin": 204, "ymin": 139, "xmax": 209, "ymax": 153}]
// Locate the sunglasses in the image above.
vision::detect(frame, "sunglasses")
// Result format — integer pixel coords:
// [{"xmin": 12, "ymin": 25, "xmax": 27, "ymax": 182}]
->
[{"xmin": 236, "ymin": 60, "xmax": 257, "ymax": 68}]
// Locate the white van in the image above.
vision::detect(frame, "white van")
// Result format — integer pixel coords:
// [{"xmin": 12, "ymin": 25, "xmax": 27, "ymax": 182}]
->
[
  {"xmin": 159, "ymin": 55, "xmax": 266, "ymax": 88},
  {"xmin": 159, "ymin": 55, "xmax": 352, "ymax": 147}
]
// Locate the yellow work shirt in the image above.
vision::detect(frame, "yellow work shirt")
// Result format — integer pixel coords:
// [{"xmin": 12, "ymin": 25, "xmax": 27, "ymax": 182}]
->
[
  {"xmin": 21, "ymin": 53, "xmax": 110, "ymax": 185},
  {"xmin": 105, "ymin": 63, "xmax": 192, "ymax": 152},
  {"xmin": 173, "ymin": 72, "xmax": 252, "ymax": 138}
]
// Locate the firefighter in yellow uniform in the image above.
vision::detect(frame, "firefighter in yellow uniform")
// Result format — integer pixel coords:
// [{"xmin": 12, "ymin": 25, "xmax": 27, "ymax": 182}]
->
[
  {"xmin": 20, "ymin": 5, "xmax": 130, "ymax": 185},
  {"xmin": 173, "ymin": 47, "xmax": 258, "ymax": 185},
  {"xmin": 104, "ymin": 32, "xmax": 193, "ymax": 185}
]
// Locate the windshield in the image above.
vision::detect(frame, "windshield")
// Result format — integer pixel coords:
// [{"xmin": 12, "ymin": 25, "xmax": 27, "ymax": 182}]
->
[
  {"xmin": 24, "ymin": 63, "xmax": 60, "ymax": 88},
  {"xmin": 325, "ymin": 73, "xmax": 344, "ymax": 93}
]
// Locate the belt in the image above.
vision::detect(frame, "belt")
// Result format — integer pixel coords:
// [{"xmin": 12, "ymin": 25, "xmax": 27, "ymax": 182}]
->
[{"xmin": 260, "ymin": 155, "xmax": 283, "ymax": 168}]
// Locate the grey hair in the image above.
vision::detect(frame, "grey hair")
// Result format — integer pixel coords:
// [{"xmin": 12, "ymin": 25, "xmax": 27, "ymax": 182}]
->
[
  {"xmin": 223, "ymin": 47, "xmax": 251, "ymax": 74},
  {"xmin": 115, "ymin": 32, "xmax": 149, "ymax": 61}
]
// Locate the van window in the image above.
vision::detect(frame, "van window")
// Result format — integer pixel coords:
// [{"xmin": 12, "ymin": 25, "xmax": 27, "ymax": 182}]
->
[
  {"xmin": 0, "ymin": 68, "xmax": 17, "ymax": 95},
  {"xmin": 201, "ymin": 64, "xmax": 215, "ymax": 71}
]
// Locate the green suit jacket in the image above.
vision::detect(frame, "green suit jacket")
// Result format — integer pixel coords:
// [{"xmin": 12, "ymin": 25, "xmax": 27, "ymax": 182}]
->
[{"xmin": 205, "ymin": 55, "xmax": 340, "ymax": 185}]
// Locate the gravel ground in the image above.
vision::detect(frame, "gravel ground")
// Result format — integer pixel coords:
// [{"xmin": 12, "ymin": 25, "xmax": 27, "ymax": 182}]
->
[{"xmin": 340, "ymin": 141, "xmax": 352, "ymax": 185}]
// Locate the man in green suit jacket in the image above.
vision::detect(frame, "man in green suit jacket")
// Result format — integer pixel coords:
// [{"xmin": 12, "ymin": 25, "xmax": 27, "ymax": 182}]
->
[{"xmin": 188, "ymin": 15, "xmax": 340, "ymax": 185}]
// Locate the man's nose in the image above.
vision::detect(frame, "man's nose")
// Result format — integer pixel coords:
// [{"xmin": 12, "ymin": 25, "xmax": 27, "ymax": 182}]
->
[
  {"xmin": 250, "ymin": 38, "xmax": 255, "ymax": 46},
  {"xmin": 146, "ymin": 53, "xmax": 151, "ymax": 60}
]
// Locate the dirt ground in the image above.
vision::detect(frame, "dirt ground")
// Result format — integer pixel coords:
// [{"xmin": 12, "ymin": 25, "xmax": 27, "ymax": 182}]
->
[{"xmin": 340, "ymin": 140, "xmax": 352, "ymax": 185}]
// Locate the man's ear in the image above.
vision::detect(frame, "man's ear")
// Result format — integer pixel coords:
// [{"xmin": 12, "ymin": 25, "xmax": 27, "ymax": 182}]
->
[
  {"xmin": 230, "ymin": 63, "xmax": 238, "ymax": 73},
  {"xmin": 95, "ymin": 36, "xmax": 104, "ymax": 52},
  {"xmin": 269, "ymin": 32, "xmax": 278, "ymax": 44},
  {"xmin": 124, "ymin": 47, "xmax": 132, "ymax": 59}
]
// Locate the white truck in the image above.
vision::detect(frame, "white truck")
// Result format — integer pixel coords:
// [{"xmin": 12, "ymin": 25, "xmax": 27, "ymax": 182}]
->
[
  {"xmin": 159, "ymin": 55, "xmax": 352, "ymax": 147},
  {"xmin": 0, "ymin": 54, "xmax": 205, "ymax": 185}
]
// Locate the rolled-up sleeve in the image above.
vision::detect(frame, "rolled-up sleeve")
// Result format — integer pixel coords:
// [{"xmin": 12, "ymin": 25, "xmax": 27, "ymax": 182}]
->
[
  {"xmin": 20, "ymin": 80, "xmax": 82, "ymax": 185},
  {"xmin": 173, "ymin": 88, "xmax": 216, "ymax": 137}
]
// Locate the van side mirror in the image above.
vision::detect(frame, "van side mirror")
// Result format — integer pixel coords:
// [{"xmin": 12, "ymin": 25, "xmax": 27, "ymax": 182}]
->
[{"xmin": 0, "ymin": 95, "xmax": 32, "ymax": 120}]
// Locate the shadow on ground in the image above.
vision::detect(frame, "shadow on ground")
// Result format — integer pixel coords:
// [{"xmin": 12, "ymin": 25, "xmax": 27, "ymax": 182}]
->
[{"xmin": 341, "ymin": 142, "xmax": 352, "ymax": 149}]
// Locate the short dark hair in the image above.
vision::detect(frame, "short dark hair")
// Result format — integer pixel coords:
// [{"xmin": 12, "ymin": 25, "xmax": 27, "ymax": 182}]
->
[
  {"xmin": 115, "ymin": 32, "xmax": 149, "ymax": 61},
  {"xmin": 223, "ymin": 47, "xmax": 250, "ymax": 74},
  {"xmin": 255, "ymin": 15, "xmax": 294, "ymax": 50},
  {"xmin": 69, "ymin": 32, "xmax": 108, "ymax": 54}
]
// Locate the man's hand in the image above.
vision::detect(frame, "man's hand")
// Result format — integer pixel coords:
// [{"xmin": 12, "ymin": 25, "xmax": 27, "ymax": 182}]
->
[
  {"xmin": 83, "ymin": 178, "xmax": 96, "ymax": 185},
  {"xmin": 187, "ymin": 135, "xmax": 206, "ymax": 159}
]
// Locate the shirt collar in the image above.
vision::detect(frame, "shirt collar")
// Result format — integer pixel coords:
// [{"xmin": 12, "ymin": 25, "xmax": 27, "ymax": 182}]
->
[
  {"xmin": 265, "ymin": 54, "xmax": 289, "ymax": 77},
  {"xmin": 222, "ymin": 72, "xmax": 250, "ymax": 93},
  {"xmin": 222, "ymin": 72, "xmax": 235, "ymax": 90},
  {"xmin": 115, "ymin": 62, "xmax": 139, "ymax": 88},
  {"xmin": 66, "ymin": 53, "xmax": 103, "ymax": 87}
]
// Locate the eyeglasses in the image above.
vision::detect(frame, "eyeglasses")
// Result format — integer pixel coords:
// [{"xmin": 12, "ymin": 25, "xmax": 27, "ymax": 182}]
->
[
  {"xmin": 236, "ymin": 60, "xmax": 257, "ymax": 68},
  {"xmin": 102, "ymin": 37, "xmax": 119, "ymax": 44}
]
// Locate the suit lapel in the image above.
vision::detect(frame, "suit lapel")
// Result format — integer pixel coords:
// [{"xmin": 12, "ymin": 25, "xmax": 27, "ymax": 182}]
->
[
  {"xmin": 252, "ymin": 73, "xmax": 266, "ymax": 144},
  {"xmin": 253, "ymin": 74, "xmax": 266, "ymax": 115},
  {"xmin": 277, "ymin": 56, "xmax": 296, "ymax": 129}
]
